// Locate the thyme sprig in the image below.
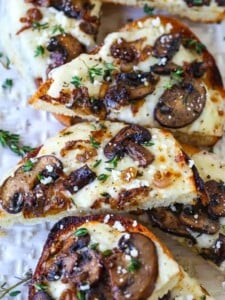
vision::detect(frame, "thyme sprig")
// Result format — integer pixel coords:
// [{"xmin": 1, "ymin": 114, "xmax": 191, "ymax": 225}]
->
[
  {"xmin": 0, "ymin": 270, "xmax": 32, "ymax": 299},
  {"xmin": 0, "ymin": 129, "xmax": 34, "ymax": 157},
  {"xmin": 0, "ymin": 52, "xmax": 10, "ymax": 69}
]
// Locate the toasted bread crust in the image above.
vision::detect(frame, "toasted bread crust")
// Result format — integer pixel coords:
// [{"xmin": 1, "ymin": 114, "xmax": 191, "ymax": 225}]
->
[{"xmin": 103, "ymin": 0, "xmax": 225, "ymax": 23}]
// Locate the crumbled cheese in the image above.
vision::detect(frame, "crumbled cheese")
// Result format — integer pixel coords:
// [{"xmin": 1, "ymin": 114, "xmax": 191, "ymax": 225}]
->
[
  {"xmin": 46, "ymin": 164, "xmax": 54, "ymax": 172},
  {"xmin": 130, "ymin": 247, "xmax": 138, "ymax": 258},
  {"xmin": 188, "ymin": 159, "xmax": 195, "ymax": 168},
  {"xmin": 158, "ymin": 57, "xmax": 167, "ymax": 66},
  {"xmin": 132, "ymin": 220, "xmax": 137, "ymax": 227},
  {"xmin": 152, "ymin": 17, "xmax": 161, "ymax": 27},
  {"xmin": 40, "ymin": 176, "xmax": 53, "ymax": 185},
  {"xmin": 73, "ymin": 186, "xmax": 79, "ymax": 192},
  {"xmin": 104, "ymin": 214, "xmax": 110, "ymax": 224},
  {"xmin": 137, "ymin": 21, "xmax": 143, "ymax": 28},
  {"xmin": 125, "ymin": 254, "xmax": 131, "ymax": 261},
  {"xmin": 113, "ymin": 221, "xmax": 125, "ymax": 232},
  {"xmin": 79, "ymin": 283, "xmax": 90, "ymax": 291},
  {"xmin": 124, "ymin": 233, "xmax": 130, "ymax": 240}
]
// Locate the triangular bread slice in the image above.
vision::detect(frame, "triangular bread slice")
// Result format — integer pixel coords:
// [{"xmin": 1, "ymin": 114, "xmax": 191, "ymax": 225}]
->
[
  {"xmin": 29, "ymin": 15, "xmax": 225, "ymax": 147},
  {"xmin": 0, "ymin": 120, "xmax": 202, "ymax": 226},
  {"xmin": 0, "ymin": 0, "xmax": 102, "ymax": 91},
  {"xmin": 103, "ymin": 0, "xmax": 225, "ymax": 23},
  {"xmin": 28, "ymin": 214, "xmax": 213, "ymax": 299},
  {"xmin": 149, "ymin": 148, "xmax": 225, "ymax": 271}
]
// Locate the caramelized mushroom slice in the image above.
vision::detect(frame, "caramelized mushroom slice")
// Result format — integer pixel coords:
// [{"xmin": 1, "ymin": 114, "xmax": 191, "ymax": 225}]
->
[
  {"xmin": 103, "ymin": 85, "xmax": 130, "ymax": 109},
  {"xmin": 150, "ymin": 62, "xmax": 179, "ymax": 75},
  {"xmin": 216, "ymin": 0, "xmax": 225, "ymax": 5},
  {"xmin": 201, "ymin": 234, "xmax": 225, "ymax": 266},
  {"xmin": 154, "ymin": 81, "xmax": 206, "ymax": 128},
  {"xmin": 179, "ymin": 205, "xmax": 220, "ymax": 234},
  {"xmin": 63, "ymin": 165, "xmax": 96, "ymax": 194},
  {"xmin": 0, "ymin": 156, "xmax": 63, "ymax": 214},
  {"xmin": 149, "ymin": 208, "xmax": 194, "ymax": 240},
  {"xmin": 110, "ymin": 38, "xmax": 138, "ymax": 63},
  {"xmin": 104, "ymin": 125, "xmax": 152, "ymax": 160},
  {"xmin": 47, "ymin": 33, "xmax": 84, "ymax": 70},
  {"xmin": 205, "ymin": 180, "xmax": 225, "ymax": 217},
  {"xmin": 186, "ymin": 61, "xmax": 207, "ymax": 78},
  {"xmin": 33, "ymin": 291, "xmax": 53, "ymax": 300},
  {"xmin": 153, "ymin": 34, "xmax": 181, "ymax": 59},
  {"xmin": 50, "ymin": 0, "xmax": 93, "ymax": 19},
  {"xmin": 125, "ymin": 140, "xmax": 154, "ymax": 168},
  {"xmin": 107, "ymin": 233, "xmax": 158, "ymax": 300}
]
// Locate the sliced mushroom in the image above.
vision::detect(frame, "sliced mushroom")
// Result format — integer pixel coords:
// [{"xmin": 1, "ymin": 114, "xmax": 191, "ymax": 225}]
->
[
  {"xmin": 179, "ymin": 205, "xmax": 220, "ymax": 234},
  {"xmin": 153, "ymin": 34, "xmax": 181, "ymax": 60},
  {"xmin": 69, "ymin": 249, "xmax": 102, "ymax": 285},
  {"xmin": 125, "ymin": 140, "xmax": 155, "ymax": 168},
  {"xmin": 186, "ymin": 61, "xmax": 207, "ymax": 78},
  {"xmin": 149, "ymin": 208, "xmax": 194, "ymax": 240},
  {"xmin": 159, "ymin": 291, "xmax": 171, "ymax": 300},
  {"xmin": 33, "ymin": 291, "xmax": 53, "ymax": 300},
  {"xmin": 205, "ymin": 180, "xmax": 225, "ymax": 217},
  {"xmin": 106, "ymin": 233, "xmax": 158, "ymax": 300},
  {"xmin": 103, "ymin": 85, "xmax": 130, "ymax": 109},
  {"xmin": 201, "ymin": 234, "xmax": 225, "ymax": 266},
  {"xmin": 110, "ymin": 38, "xmax": 138, "ymax": 63},
  {"xmin": 87, "ymin": 278, "xmax": 113, "ymax": 300},
  {"xmin": 63, "ymin": 165, "xmax": 96, "ymax": 194},
  {"xmin": 104, "ymin": 125, "xmax": 152, "ymax": 160},
  {"xmin": 184, "ymin": 0, "xmax": 210, "ymax": 7},
  {"xmin": 150, "ymin": 62, "xmax": 179, "ymax": 75},
  {"xmin": 69, "ymin": 234, "xmax": 90, "ymax": 252},
  {"xmin": 154, "ymin": 81, "xmax": 206, "ymax": 128},
  {"xmin": 50, "ymin": 0, "xmax": 94, "ymax": 19},
  {"xmin": 0, "ymin": 156, "xmax": 63, "ymax": 214},
  {"xmin": 106, "ymin": 71, "xmax": 159, "ymax": 103},
  {"xmin": 47, "ymin": 34, "xmax": 84, "ymax": 71}
]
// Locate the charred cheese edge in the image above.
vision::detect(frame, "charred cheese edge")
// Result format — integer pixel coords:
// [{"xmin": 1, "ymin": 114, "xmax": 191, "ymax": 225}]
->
[
  {"xmin": 0, "ymin": 121, "xmax": 199, "ymax": 226},
  {"xmin": 29, "ymin": 215, "xmax": 213, "ymax": 300},
  {"xmin": 30, "ymin": 15, "xmax": 225, "ymax": 147},
  {"xmin": 0, "ymin": 0, "xmax": 101, "ymax": 91}
]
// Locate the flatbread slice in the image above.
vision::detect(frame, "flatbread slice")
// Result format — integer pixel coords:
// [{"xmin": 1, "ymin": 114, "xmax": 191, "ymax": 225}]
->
[
  {"xmin": 28, "ymin": 214, "xmax": 213, "ymax": 299},
  {"xmin": 0, "ymin": 120, "xmax": 202, "ymax": 226},
  {"xmin": 0, "ymin": 0, "xmax": 102, "ymax": 91},
  {"xmin": 148, "ymin": 149, "xmax": 225, "ymax": 271},
  {"xmin": 29, "ymin": 15, "xmax": 225, "ymax": 147},
  {"xmin": 103, "ymin": 0, "xmax": 225, "ymax": 23}
]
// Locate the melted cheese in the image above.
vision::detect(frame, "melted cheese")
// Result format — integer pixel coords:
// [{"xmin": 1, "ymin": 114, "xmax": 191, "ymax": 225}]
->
[
  {"xmin": 36, "ymin": 16, "xmax": 224, "ymax": 138},
  {"xmin": 0, "ymin": 0, "xmax": 101, "ymax": 91},
  {"xmin": 36, "ymin": 121, "xmax": 198, "ymax": 211},
  {"xmin": 48, "ymin": 220, "xmax": 180, "ymax": 300}
]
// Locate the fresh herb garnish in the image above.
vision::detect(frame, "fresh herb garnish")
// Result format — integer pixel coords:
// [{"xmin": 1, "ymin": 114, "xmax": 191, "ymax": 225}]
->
[
  {"xmin": 34, "ymin": 45, "xmax": 45, "ymax": 57},
  {"xmin": 183, "ymin": 38, "xmax": 206, "ymax": 54},
  {"xmin": 90, "ymin": 243, "xmax": 99, "ymax": 250},
  {"xmin": 71, "ymin": 75, "xmax": 82, "ymax": 87},
  {"xmin": 33, "ymin": 283, "xmax": 48, "ymax": 291},
  {"xmin": 164, "ymin": 67, "xmax": 184, "ymax": 89},
  {"xmin": 143, "ymin": 4, "xmax": 154, "ymax": 15},
  {"xmin": 103, "ymin": 62, "xmax": 117, "ymax": 81},
  {"xmin": 32, "ymin": 22, "xmax": 49, "ymax": 31},
  {"xmin": 128, "ymin": 258, "xmax": 141, "ymax": 272},
  {"xmin": 93, "ymin": 159, "xmax": 102, "ymax": 168},
  {"xmin": 97, "ymin": 173, "xmax": 109, "ymax": 182},
  {"xmin": 193, "ymin": 0, "xmax": 204, "ymax": 4},
  {"xmin": 0, "ymin": 130, "xmax": 34, "ymax": 157},
  {"xmin": 198, "ymin": 296, "xmax": 206, "ymax": 300},
  {"xmin": 102, "ymin": 249, "xmax": 112, "ymax": 256},
  {"xmin": 0, "ymin": 270, "xmax": 32, "ymax": 299},
  {"xmin": 90, "ymin": 136, "xmax": 100, "ymax": 149},
  {"xmin": 77, "ymin": 291, "xmax": 86, "ymax": 300},
  {"xmin": 2, "ymin": 78, "xmax": 13, "ymax": 90},
  {"xmin": 22, "ymin": 159, "xmax": 34, "ymax": 172},
  {"xmin": 0, "ymin": 53, "xmax": 11, "ymax": 69},
  {"xmin": 9, "ymin": 290, "xmax": 21, "ymax": 297},
  {"xmin": 88, "ymin": 65, "xmax": 103, "ymax": 83},
  {"xmin": 37, "ymin": 173, "xmax": 44, "ymax": 181},
  {"xmin": 100, "ymin": 192, "xmax": 111, "ymax": 199},
  {"xmin": 106, "ymin": 155, "xmax": 119, "ymax": 168},
  {"xmin": 222, "ymin": 225, "xmax": 225, "ymax": 234},
  {"xmin": 52, "ymin": 24, "xmax": 65, "ymax": 34},
  {"xmin": 142, "ymin": 141, "xmax": 154, "ymax": 147},
  {"xmin": 74, "ymin": 227, "xmax": 89, "ymax": 237}
]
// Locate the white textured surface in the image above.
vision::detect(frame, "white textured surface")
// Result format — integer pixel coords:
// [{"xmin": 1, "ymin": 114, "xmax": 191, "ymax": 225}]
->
[{"xmin": 0, "ymin": 3, "xmax": 225, "ymax": 299}]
